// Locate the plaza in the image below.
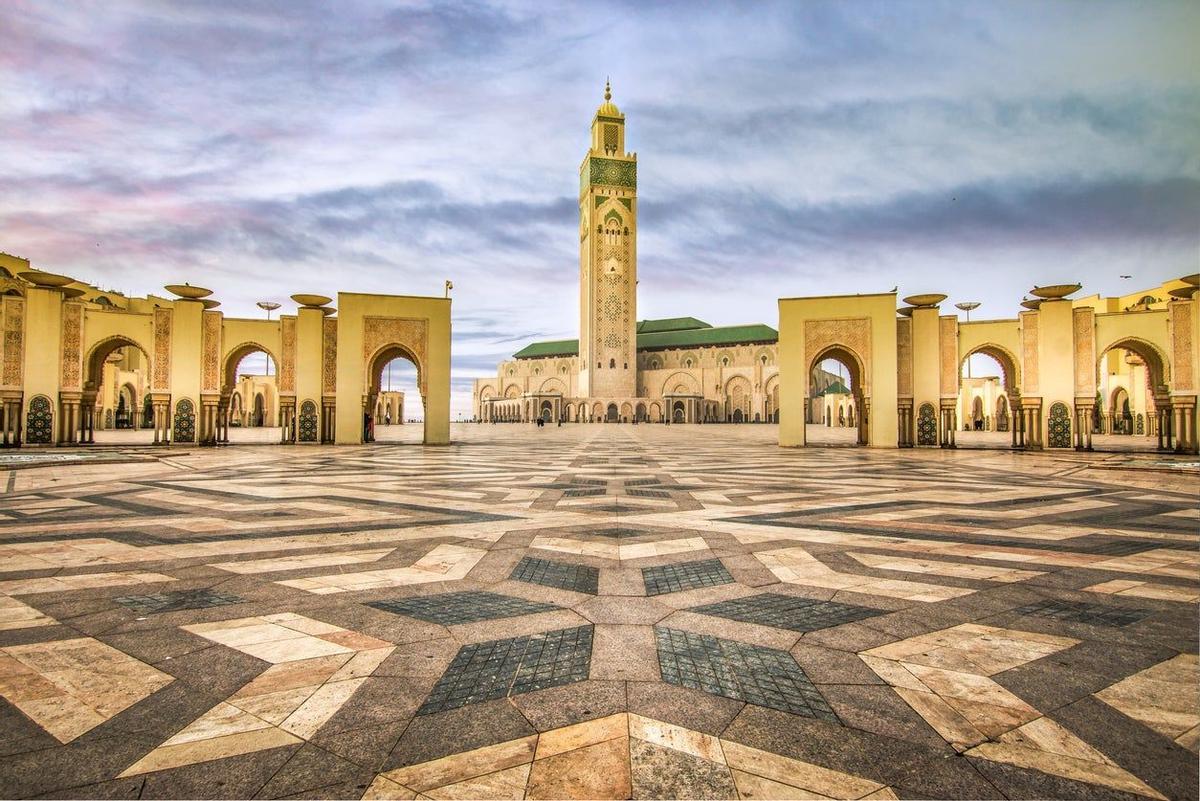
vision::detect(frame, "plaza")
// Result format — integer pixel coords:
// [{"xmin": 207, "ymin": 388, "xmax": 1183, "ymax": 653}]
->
[{"xmin": 0, "ymin": 424, "xmax": 1196, "ymax": 799}]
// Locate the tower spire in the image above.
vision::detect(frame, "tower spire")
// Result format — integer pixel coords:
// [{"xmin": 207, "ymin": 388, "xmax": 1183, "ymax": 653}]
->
[{"xmin": 604, "ymin": 77, "xmax": 611, "ymax": 102}]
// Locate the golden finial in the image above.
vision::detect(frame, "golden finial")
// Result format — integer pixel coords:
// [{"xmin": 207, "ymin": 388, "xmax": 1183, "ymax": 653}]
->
[{"xmin": 604, "ymin": 78, "xmax": 611, "ymax": 102}]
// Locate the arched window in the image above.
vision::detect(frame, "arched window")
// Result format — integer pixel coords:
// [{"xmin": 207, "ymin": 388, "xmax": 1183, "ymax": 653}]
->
[{"xmin": 609, "ymin": 358, "xmax": 616, "ymax": 369}]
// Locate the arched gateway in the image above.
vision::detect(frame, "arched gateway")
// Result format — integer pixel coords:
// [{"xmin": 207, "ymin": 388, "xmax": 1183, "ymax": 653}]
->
[
  {"xmin": 0, "ymin": 259, "xmax": 451, "ymax": 447},
  {"xmin": 779, "ymin": 278, "xmax": 1198, "ymax": 452}
]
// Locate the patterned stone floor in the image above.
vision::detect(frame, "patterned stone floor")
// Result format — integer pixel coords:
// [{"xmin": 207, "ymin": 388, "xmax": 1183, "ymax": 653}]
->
[{"xmin": 0, "ymin": 424, "xmax": 1196, "ymax": 800}]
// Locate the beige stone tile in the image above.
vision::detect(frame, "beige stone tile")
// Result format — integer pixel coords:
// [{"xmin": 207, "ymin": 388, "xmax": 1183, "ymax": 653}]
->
[
  {"xmin": 534, "ymin": 712, "xmax": 627, "ymax": 760},
  {"xmin": 383, "ymin": 737, "xmax": 536, "ymax": 793},
  {"xmin": 280, "ymin": 677, "xmax": 367, "ymax": 739},
  {"xmin": 965, "ymin": 742, "xmax": 1166, "ymax": 800},
  {"xmin": 722, "ymin": 741, "xmax": 885, "ymax": 799},
  {"xmin": 361, "ymin": 776, "xmax": 418, "ymax": 800},
  {"xmin": 525, "ymin": 735, "xmax": 630, "ymax": 800},
  {"xmin": 211, "ymin": 548, "xmax": 394, "ymax": 574},
  {"xmin": 848, "ymin": 552, "xmax": 1043, "ymax": 583},
  {"xmin": 0, "ymin": 596, "xmax": 56, "ymax": 630},
  {"xmin": 1095, "ymin": 653, "xmax": 1200, "ymax": 749},
  {"xmin": 629, "ymin": 713, "xmax": 725, "ymax": 763},
  {"xmin": 0, "ymin": 570, "xmax": 175, "ymax": 596},
  {"xmin": 731, "ymin": 769, "xmax": 834, "ymax": 799},
  {"xmin": 164, "ymin": 701, "xmax": 273, "ymax": 746},
  {"xmin": 119, "ymin": 727, "xmax": 301, "ymax": 777},
  {"xmin": 423, "ymin": 764, "xmax": 531, "ymax": 800},
  {"xmin": 892, "ymin": 687, "xmax": 987, "ymax": 750}
]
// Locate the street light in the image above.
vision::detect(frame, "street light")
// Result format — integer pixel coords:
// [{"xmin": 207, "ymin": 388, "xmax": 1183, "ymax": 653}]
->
[
  {"xmin": 955, "ymin": 302, "xmax": 980, "ymax": 378},
  {"xmin": 256, "ymin": 302, "xmax": 281, "ymax": 375}
]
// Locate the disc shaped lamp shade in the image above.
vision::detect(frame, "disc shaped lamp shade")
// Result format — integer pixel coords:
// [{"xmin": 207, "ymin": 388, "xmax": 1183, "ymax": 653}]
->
[
  {"xmin": 1029, "ymin": 283, "xmax": 1081, "ymax": 300},
  {"xmin": 19, "ymin": 271, "xmax": 74, "ymax": 287},
  {"xmin": 1168, "ymin": 286, "xmax": 1198, "ymax": 300},
  {"xmin": 320, "ymin": 307, "xmax": 336, "ymax": 316},
  {"xmin": 1181, "ymin": 273, "xmax": 1199, "ymax": 287},
  {"xmin": 202, "ymin": 299, "xmax": 222, "ymax": 309},
  {"xmin": 60, "ymin": 287, "xmax": 86, "ymax": 300},
  {"xmin": 896, "ymin": 306, "xmax": 915, "ymax": 317},
  {"xmin": 1020, "ymin": 298, "xmax": 1043, "ymax": 310},
  {"xmin": 290, "ymin": 294, "xmax": 332, "ymax": 308},
  {"xmin": 954, "ymin": 302, "xmax": 981, "ymax": 312},
  {"xmin": 164, "ymin": 284, "xmax": 213, "ymax": 299},
  {"xmin": 256, "ymin": 301, "xmax": 281, "ymax": 312},
  {"xmin": 902, "ymin": 293, "xmax": 948, "ymax": 307}
]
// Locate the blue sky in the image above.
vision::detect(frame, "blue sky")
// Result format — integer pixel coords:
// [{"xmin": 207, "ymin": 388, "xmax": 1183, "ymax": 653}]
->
[{"xmin": 2, "ymin": 1, "xmax": 1197, "ymax": 416}]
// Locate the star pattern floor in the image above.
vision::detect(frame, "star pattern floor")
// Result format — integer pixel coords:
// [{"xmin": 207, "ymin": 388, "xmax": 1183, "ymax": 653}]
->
[{"xmin": 0, "ymin": 424, "xmax": 1196, "ymax": 800}]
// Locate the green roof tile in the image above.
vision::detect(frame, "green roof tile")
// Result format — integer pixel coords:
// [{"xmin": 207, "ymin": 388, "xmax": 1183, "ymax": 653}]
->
[
  {"xmin": 512, "ymin": 321, "xmax": 778, "ymax": 359},
  {"xmin": 636, "ymin": 317, "xmax": 711, "ymax": 334}
]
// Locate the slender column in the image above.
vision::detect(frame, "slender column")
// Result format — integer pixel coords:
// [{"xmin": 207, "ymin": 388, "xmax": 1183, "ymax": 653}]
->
[{"xmin": 1173, "ymin": 406, "xmax": 1185, "ymax": 453}]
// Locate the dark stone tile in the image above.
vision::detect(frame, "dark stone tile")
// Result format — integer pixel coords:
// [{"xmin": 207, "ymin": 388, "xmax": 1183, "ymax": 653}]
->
[
  {"xmin": 590, "ymin": 624, "xmax": 660, "ymax": 681},
  {"xmin": 511, "ymin": 679, "xmax": 626, "ymax": 732},
  {"xmin": 113, "ymin": 588, "xmax": 244, "ymax": 615},
  {"xmin": 367, "ymin": 590, "xmax": 559, "ymax": 626},
  {"xmin": 253, "ymin": 744, "xmax": 375, "ymax": 800},
  {"xmin": 627, "ymin": 681, "xmax": 743, "ymax": 737},
  {"xmin": 575, "ymin": 595, "xmax": 673, "ymax": 625},
  {"xmin": 154, "ymin": 642, "xmax": 267, "ymax": 698},
  {"xmin": 967, "ymin": 757, "xmax": 1152, "ymax": 801},
  {"xmin": 511, "ymin": 556, "xmax": 599, "ymax": 595},
  {"xmin": 0, "ymin": 734, "xmax": 159, "ymax": 799},
  {"xmin": 789, "ymin": 642, "xmax": 886, "ymax": 685},
  {"xmin": 1053, "ymin": 696, "xmax": 1199, "ymax": 801},
  {"xmin": 819, "ymin": 683, "xmax": 950, "ymax": 749},
  {"xmin": 690, "ymin": 592, "xmax": 885, "ymax": 633},
  {"xmin": 417, "ymin": 624, "xmax": 593, "ymax": 715},
  {"xmin": 386, "ymin": 698, "xmax": 536, "ymax": 770},
  {"xmin": 139, "ymin": 743, "xmax": 300, "ymax": 799},
  {"xmin": 630, "ymin": 738, "xmax": 736, "ymax": 799},
  {"xmin": 309, "ymin": 720, "xmax": 407, "ymax": 773},
  {"xmin": 33, "ymin": 776, "xmax": 146, "ymax": 799},
  {"xmin": 654, "ymin": 626, "xmax": 836, "ymax": 721},
  {"xmin": 315, "ymin": 676, "xmax": 425, "ymax": 736},
  {"xmin": 1011, "ymin": 599, "xmax": 1152, "ymax": 628},
  {"xmin": 643, "ymin": 558, "xmax": 734, "ymax": 596}
]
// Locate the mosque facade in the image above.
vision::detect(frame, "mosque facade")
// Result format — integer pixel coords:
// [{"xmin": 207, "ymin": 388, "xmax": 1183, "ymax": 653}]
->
[{"xmin": 472, "ymin": 85, "xmax": 839, "ymax": 425}]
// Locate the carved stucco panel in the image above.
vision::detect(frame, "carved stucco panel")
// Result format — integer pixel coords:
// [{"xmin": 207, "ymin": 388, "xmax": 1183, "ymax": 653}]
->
[
  {"xmin": 279, "ymin": 317, "xmax": 296, "ymax": 393},
  {"xmin": 896, "ymin": 319, "xmax": 912, "ymax": 397},
  {"xmin": 201, "ymin": 310, "xmax": 221, "ymax": 392},
  {"xmin": 153, "ymin": 308, "xmax": 172, "ymax": 391},
  {"xmin": 322, "ymin": 318, "xmax": 337, "ymax": 396},
  {"xmin": 1073, "ymin": 307, "xmax": 1096, "ymax": 397},
  {"xmin": 60, "ymin": 303, "xmax": 83, "ymax": 390},
  {"xmin": 2, "ymin": 298, "xmax": 25, "ymax": 388},
  {"xmin": 1020, "ymin": 312, "xmax": 1039, "ymax": 395},
  {"xmin": 362, "ymin": 316, "xmax": 428, "ymax": 395},
  {"xmin": 804, "ymin": 318, "xmax": 871, "ymax": 394},
  {"xmin": 939, "ymin": 316, "xmax": 957, "ymax": 396},
  {"xmin": 1170, "ymin": 301, "xmax": 1195, "ymax": 392}
]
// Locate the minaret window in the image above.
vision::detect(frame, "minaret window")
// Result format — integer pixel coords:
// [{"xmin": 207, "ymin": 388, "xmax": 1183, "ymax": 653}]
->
[{"xmin": 603, "ymin": 124, "xmax": 618, "ymax": 155}]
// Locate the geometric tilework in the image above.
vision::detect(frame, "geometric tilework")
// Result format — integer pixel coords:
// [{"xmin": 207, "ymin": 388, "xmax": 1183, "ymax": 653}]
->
[
  {"xmin": 367, "ymin": 590, "xmax": 559, "ymax": 625},
  {"xmin": 643, "ymin": 558, "xmax": 734, "ymax": 596},
  {"xmin": 655, "ymin": 627, "xmax": 838, "ymax": 721},
  {"xmin": 510, "ymin": 556, "xmax": 599, "ymax": 595},
  {"xmin": 689, "ymin": 592, "xmax": 884, "ymax": 632},
  {"xmin": 417, "ymin": 625, "xmax": 594, "ymax": 715}
]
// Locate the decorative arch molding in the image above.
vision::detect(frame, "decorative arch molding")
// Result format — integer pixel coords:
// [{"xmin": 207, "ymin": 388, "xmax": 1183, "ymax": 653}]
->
[
  {"xmin": 504, "ymin": 384, "xmax": 521, "ymax": 399},
  {"xmin": 805, "ymin": 318, "xmax": 871, "ymax": 394},
  {"xmin": 808, "ymin": 344, "xmax": 868, "ymax": 398},
  {"xmin": 1096, "ymin": 336, "xmax": 1171, "ymax": 392},
  {"xmin": 539, "ymin": 377, "xmax": 567, "ymax": 395},
  {"xmin": 363, "ymin": 316, "xmax": 428, "ymax": 396},
  {"xmin": 221, "ymin": 341, "xmax": 281, "ymax": 393},
  {"xmin": 83, "ymin": 335, "xmax": 153, "ymax": 391},
  {"xmin": 959, "ymin": 342, "xmax": 1021, "ymax": 392},
  {"xmin": 478, "ymin": 384, "xmax": 497, "ymax": 400},
  {"xmin": 660, "ymin": 370, "xmax": 700, "ymax": 396}
]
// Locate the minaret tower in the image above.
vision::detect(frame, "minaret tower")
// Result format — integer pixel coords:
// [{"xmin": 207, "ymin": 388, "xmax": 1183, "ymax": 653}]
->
[{"xmin": 578, "ymin": 79, "xmax": 638, "ymax": 400}]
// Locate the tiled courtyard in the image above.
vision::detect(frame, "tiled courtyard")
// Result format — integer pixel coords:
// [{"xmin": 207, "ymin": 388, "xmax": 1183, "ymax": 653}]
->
[{"xmin": 0, "ymin": 424, "xmax": 1196, "ymax": 800}]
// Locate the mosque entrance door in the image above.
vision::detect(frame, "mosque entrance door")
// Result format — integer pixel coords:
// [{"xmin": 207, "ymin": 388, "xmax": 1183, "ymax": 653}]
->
[{"xmin": 606, "ymin": 403, "xmax": 619, "ymax": 422}]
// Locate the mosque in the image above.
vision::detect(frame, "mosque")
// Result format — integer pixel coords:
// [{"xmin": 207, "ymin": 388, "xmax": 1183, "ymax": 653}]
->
[{"xmin": 472, "ymin": 84, "xmax": 841, "ymax": 425}]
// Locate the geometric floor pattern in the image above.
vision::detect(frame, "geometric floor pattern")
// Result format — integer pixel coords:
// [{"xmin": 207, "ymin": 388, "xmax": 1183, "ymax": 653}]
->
[{"xmin": 0, "ymin": 424, "xmax": 1196, "ymax": 800}]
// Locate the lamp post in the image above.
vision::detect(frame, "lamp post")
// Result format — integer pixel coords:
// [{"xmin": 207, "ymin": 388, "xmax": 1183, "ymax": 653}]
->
[
  {"xmin": 256, "ymin": 302, "xmax": 281, "ymax": 375},
  {"xmin": 955, "ymin": 302, "xmax": 980, "ymax": 378}
]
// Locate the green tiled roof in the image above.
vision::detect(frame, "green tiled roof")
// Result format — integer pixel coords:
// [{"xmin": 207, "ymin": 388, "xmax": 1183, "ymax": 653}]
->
[
  {"xmin": 512, "ymin": 338, "xmax": 579, "ymax": 359},
  {"xmin": 816, "ymin": 379, "xmax": 851, "ymax": 396},
  {"xmin": 636, "ymin": 323, "xmax": 778, "ymax": 351},
  {"xmin": 512, "ymin": 321, "xmax": 778, "ymax": 359},
  {"xmin": 636, "ymin": 317, "xmax": 711, "ymax": 334}
]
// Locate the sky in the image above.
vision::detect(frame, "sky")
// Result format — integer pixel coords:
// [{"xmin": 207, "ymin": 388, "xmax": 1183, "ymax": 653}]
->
[{"xmin": 2, "ymin": 1, "xmax": 1198, "ymax": 418}]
